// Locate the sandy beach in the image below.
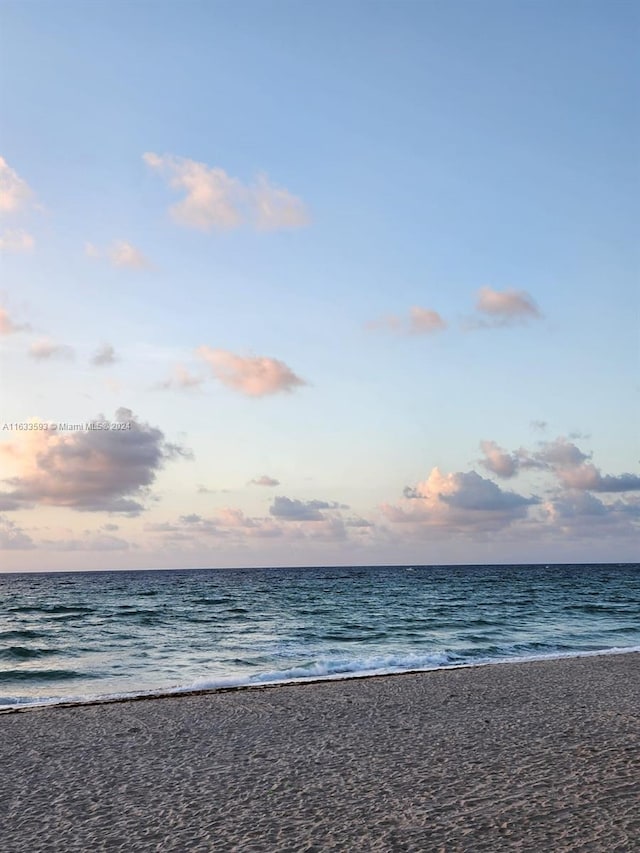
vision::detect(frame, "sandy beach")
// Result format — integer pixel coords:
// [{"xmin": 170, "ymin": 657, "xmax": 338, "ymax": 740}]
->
[{"xmin": 2, "ymin": 653, "xmax": 638, "ymax": 852}]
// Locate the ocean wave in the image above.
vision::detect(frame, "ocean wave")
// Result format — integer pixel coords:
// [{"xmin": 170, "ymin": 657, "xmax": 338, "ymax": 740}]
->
[
  {"xmin": 0, "ymin": 669, "xmax": 99, "ymax": 684},
  {"xmin": 8, "ymin": 604, "xmax": 95, "ymax": 615},
  {"xmin": 2, "ymin": 645, "xmax": 639, "ymax": 713},
  {"xmin": 0, "ymin": 629, "xmax": 50, "ymax": 641},
  {"xmin": 0, "ymin": 646, "xmax": 60, "ymax": 662}
]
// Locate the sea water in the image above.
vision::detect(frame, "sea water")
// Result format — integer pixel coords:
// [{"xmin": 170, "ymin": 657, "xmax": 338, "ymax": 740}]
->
[{"xmin": 1, "ymin": 563, "xmax": 639, "ymax": 709}]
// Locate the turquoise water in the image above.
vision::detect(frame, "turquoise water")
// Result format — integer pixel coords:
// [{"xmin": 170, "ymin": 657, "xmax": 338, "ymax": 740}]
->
[{"xmin": 1, "ymin": 563, "xmax": 639, "ymax": 709}]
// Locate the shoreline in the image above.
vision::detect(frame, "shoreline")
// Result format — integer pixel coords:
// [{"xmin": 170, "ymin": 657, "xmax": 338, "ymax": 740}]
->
[
  {"xmin": 2, "ymin": 652, "xmax": 638, "ymax": 851},
  {"xmin": 3, "ymin": 644, "xmax": 639, "ymax": 715}
]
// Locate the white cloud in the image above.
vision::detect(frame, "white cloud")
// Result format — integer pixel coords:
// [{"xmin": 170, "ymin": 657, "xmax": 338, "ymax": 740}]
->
[{"xmin": 143, "ymin": 152, "xmax": 310, "ymax": 231}]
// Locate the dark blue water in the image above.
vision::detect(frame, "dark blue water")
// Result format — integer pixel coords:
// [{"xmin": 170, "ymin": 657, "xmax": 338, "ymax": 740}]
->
[{"xmin": 1, "ymin": 564, "xmax": 638, "ymax": 709}]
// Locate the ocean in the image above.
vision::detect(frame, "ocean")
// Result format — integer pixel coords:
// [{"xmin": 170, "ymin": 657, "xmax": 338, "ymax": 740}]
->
[{"xmin": 1, "ymin": 563, "xmax": 639, "ymax": 710}]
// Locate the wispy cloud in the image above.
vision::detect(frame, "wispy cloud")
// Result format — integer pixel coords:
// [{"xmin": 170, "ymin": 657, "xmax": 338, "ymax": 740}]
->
[
  {"xmin": 157, "ymin": 365, "xmax": 204, "ymax": 391},
  {"xmin": 0, "ymin": 516, "xmax": 35, "ymax": 550},
  {"xmin": 467, "ymin": 287, "xmax": 541, "ymax": 328},
  {"xmin": 269, "ymin": 496, "xmax": 348, "ymax": 521},
  {"xmin": 0, "ymin": 229, "xmax": 35, "ymax": 253},
  {"xmin": 86, "ymin": 240, "xmax": 152, "ymax": 269},
  {"xmin": 0, "ymin": 157, "xmax": 34, "ymax": 214},
  {"xmin": 143, "ymin": 152, "xmax": 310, "ymax": 231},
  {"xmin": 197, "ymin": 347, "xmax": 306, "ymax": 397},
  {"xmin": 0, "ymin": 307, "xmax": 31, "ymax": 335},
  {"xmin": 91, "ymin": 343, "xmax": 118, "ymax": 367},
  {"xmin": 249, "ymin": 475, "xmax": 280, "ymax": 487},
  {"xmin": 42, "ymin": 532, "xmax": 132, "ymax": 552},
  {"xmin": 29, "ymin": 338, "xmax": 75, "ymax": 361},
  {"xmin": 366, "ymin": 306, "xmax": 446, "ymax": 336}
]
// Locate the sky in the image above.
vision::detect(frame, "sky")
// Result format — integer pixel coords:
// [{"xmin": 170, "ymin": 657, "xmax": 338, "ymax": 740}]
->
[{"xmin": 0, "ymin": 0, "xmax": 638, "ymax": 571}]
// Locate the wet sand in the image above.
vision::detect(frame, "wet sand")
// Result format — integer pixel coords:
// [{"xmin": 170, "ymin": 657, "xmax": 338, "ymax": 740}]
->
[{"xmin": 2, "ymin": 652, "xmax": 638, "ymax": 852}]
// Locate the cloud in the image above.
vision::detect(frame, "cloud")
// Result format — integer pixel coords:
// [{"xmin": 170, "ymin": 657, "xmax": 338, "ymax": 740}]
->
[
  {"xmin": 197, "ymin": 347, "xmax": 306, "ymax": 397},
  {"xmin": 109, "ymin": 240, "xmax": 152, "ymax": 269},
  {"xmin": 530, "ymin": 420, "xmax": 548, "ymax": 432},
  {"xmin": 249, "ymin": 475, "xmax": 280, "ymax": 487},
  {"xmin": 345, "ymin": 516, "xmax": 374, "ymax": 528},
  {"xmin": 366, "ymin": 306, "xmax": 446, "ymax": 336},
  {"xmin": 269, "ymin": 496, "xmax": 348, "ymax": 521},
  {"xmin": 479, "ymin": 435, "xmax": 640, "ymax": 494},
  {"xmin": 468, "ymin": 287, "xmax": 541, "ymax": 328},
  {"xmin": 478, "ymin": 440, "xmax": 542, "ymax": 479},
  {"xmin": 42, "ymin": 533, "xmax": 131, "ymax": 551},
  {"xmin": 541, "ymin": 491, "xmax": 640, "ymax": 538},
  {"xmin": 0, "ymin": 157, "xmax": 34, "ymax": 214},
  {"xmin": 534, "ymin": 437, "xmax": 589, "ymax": 469},
  {"xmin": 91, "ymin": 343, "xmax": 118, "ymax": 367},
  {"xmin": 29, "ymin": 338, "xmax": 75, "ymax": 361},
  {"xmin": 143, "ymin": 152, "xmax": 310, "ymax": 231},
  {"xmin": 530, "ymin": 437, "xmax": 640, "ymax": 492},
  {"xmin": 0, "ymin": 307, "xmax": 31, "ymax": 335},
  {"xmin": 145, "ymin": 513, "xmax": 221, "ymax": 539},
  {"xmin": 158, "ymin": 365, "xmax": 204, "ymax": 391},
  {"xmin": 86, "ymin": 240, "xmax": 152, "ymax": 269},
  {"xmin": 479, "ymin": 440, "xmax": 519, "ymax": 478},
  {"xmin": 382, "ymin": 467, "xmax": 537, "ymax": 533},
  {"xmin": 0, "ymin": 229, "xmax": 35, "ymax": 253},
  {"xmin": 408, "ymin": 307, "xmax": 447, "ymax": 335},
  {"xmin": 554, "ymin": 464, "xmax": 640, "ymax": 493},
  {"xmin": 0, "ymin": 516, "xmax": 35, "ymax": 550},
  {"xmin": 0, "ymin": 408, "xmax": 190, "ymax": 515}
]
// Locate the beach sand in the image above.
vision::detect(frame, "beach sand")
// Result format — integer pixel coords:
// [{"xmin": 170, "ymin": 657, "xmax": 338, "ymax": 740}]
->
[{"xmin": 2, "ymin": 653, "xmax": 638, "ymax": 852}]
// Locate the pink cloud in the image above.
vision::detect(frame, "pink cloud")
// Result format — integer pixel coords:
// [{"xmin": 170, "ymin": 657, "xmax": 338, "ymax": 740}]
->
[
  {"xmin": 197, "ymin": 347, "xmax": 306, "ymax": 397},
  {"xmin": 0, "ymin": 229, "xmax": 35, "ymax": 253},
  {"xmin": 86, "ymin": 240, "xmax": 152, "ymax": 269},
  {"xmin": 249, "ymin": 475, "xmax": 280, "ymax": 487},
  {"xmin": 471, "ymin": 286, "xmax": 541, "ymax": 327},
  {"xmin": 0, "ymin": 307, "xmax": 31, "ymax": 335},
  {"xmin": 0, "ymin": 408, "xmax": 190, "ymax": 514},
  {"xmin": 158, "ymin": 365, "xmax": 204, "ymax": 391},
  {"xmin": 29, "ymin": 338, "xmax": 75, "ymax": 361},
  {"xmin": 143, "ymin": 152, "xmax": 310, "ymax": 232},
  {"xmin": 408, "ymin": 306, "xmax": 447, "ymax": 334},
  {"xmin": 366, "ymin": 306, "xmax": 446, "ymax": 335},
  {"xmin": 0, "ymin": 157, "xmax": 34, "ymax": 214},
  {"xmin": 382, "ymin": 467, "xmax": 537, "ymax": 533}
]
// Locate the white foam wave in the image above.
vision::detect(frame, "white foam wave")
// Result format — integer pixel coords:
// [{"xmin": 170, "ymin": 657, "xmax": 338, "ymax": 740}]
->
[{"xmin": 3, "ymin": 644, "xmax": 639, "ymax": 713}]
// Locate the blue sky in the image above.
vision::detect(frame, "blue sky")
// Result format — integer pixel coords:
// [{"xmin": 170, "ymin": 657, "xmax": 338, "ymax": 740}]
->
[{"xmin": 1, "ymin": 0, "xmax": 638, "ymax": 570}]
